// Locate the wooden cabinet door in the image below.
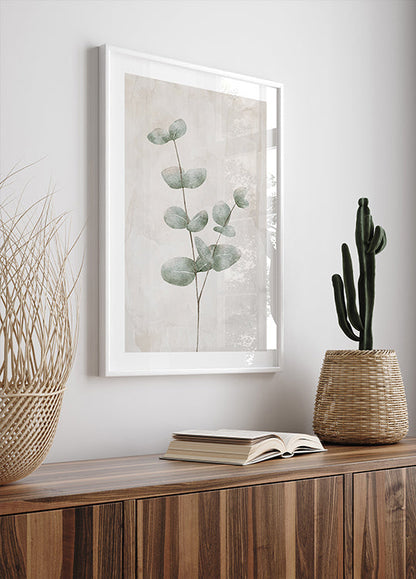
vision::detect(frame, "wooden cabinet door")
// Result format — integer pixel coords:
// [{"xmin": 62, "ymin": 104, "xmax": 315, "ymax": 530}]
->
[
  {"xmin": 353, "ymin": 467, "xmax": 416, "ymax": 578},
  {"xmin": 137, "ymin": 475, "xmax": 344, "ymax": 579},
  {"xmin": 0, "ymin": 501, "xmax": 127, "ymax": 579}
]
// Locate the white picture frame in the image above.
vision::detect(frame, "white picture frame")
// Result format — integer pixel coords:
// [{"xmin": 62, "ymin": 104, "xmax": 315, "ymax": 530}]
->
[{"xmin": 99, "ymin": 45, "xmax": 283, "ymax": 376}]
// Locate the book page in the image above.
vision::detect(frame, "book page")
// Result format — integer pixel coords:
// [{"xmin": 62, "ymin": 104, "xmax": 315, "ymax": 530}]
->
[
  {"xmin": 173, "ymin": 429, "xmax": 283, "ymax": 442},
  {"xmin": 274, "ymin": 432, "xmax": 314, "ymax": 446},
  {"xmin": 275, "ymin": 433, "xmax": 324, "ymax": 454}
]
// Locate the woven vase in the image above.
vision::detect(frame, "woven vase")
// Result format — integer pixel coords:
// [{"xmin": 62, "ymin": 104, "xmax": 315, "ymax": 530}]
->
[
  {"xmin": 313, "ymin": 350, "xmax": 408, "ymax": 445},
  {"xmin": 0, "ymin": 387, "xmax": 65, "ymax": 484}
]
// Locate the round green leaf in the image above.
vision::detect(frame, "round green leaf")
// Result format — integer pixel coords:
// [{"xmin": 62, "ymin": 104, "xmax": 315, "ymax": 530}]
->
[
  {"xmin": 195, "ymin": 236, "xmax": 213, "ymax": 264},
  {"xmin": 169, "ymin": 119, "xmax": 187, "ymax": 140},
  {"xmin": 187, "ymin": 210, "xmax": 208, "ymax": 233},
  {"xmin": 183, "ymin": 168, "xmax": 207, "ymax": 189},
  {"xmin": 161, "ymin": 167, "xmax": 183, "ymax": 189},
  {"xmin": 147, "ymin": 128, "xmax": 171, "ymax": 145},
  {"xmin": 213, "ymin": 225, "xmax": 236, "ymax": 237},
  {"xmin": 212, "ymin": 201, "xmax": 231, "ymax": 226},
  {"xmin": 164, "ymin": 206, "xmax": 189, "ymax": 229},
  {"xmin": 161, "ymin": 257, "xmax": 196, "ymax": 286},
  {"xmin": 233, "ymin": 187, "xmax": 249, "ymax": 208},
  {"xmin": 210, "ymin": 244, "xmax": 241, "ymax": 272}
]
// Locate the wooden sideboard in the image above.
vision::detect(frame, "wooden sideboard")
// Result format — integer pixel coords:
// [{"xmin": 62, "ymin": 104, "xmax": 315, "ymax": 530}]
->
[{"xmin": 1, "ymin": 439, "xmax": 416, "ymax": 578}]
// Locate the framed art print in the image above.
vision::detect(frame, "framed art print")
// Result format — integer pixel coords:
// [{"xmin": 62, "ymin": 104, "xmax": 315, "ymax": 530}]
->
[{"xmin": 99, "ymin": 45, "xmax": 283, "ymax": 375}]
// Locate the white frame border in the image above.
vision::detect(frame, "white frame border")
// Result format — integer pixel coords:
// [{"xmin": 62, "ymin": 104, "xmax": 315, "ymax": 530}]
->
[{"xmin": 99, "ymin": 45, "xmax": 284, "ymax": 376}]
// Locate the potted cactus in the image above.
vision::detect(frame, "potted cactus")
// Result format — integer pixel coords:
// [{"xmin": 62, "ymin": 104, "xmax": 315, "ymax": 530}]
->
[{"xmin": 313, "ymin": 198, "xmax": 408, "ymax": 444}]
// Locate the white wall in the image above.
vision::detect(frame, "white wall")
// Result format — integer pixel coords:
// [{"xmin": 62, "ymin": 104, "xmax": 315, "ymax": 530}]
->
[{"xmin": 0, "ymin": 0, "xmax": 415, "ymax": 462}]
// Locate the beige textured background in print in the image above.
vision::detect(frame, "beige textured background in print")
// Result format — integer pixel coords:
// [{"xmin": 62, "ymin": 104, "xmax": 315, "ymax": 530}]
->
[{"xmin": 125, "ymin": 73, "xmax": 268, "ymax": 352}]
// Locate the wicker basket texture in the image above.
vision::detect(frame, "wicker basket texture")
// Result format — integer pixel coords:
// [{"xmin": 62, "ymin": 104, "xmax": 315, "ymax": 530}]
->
[
  {"xmin": 313, "ymin": 350, "xmax": 408, "ymax": 445},
  {"xmin": 0, "ymin": 389, "xmax": 65, "ymax": 484}
]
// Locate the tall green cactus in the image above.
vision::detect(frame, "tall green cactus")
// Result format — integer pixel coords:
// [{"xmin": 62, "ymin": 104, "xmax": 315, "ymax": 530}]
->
[{"xmin": 332, "ymin": 198, "xmax": 387, "ymax": 350}]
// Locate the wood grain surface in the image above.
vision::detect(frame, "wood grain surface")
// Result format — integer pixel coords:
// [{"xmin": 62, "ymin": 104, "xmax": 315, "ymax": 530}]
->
[
  {"xmin": 0, "ymin": 439, "xmax": 416, "ymax": 516},
  {"xmin": 343, "ymin": 473, "xmax": 354, "ymax": 578},
  {"xmin": 353, "ymin": 466, "xmax": 416, "ymax": 578},
  {"xmin": 1, "ymin": 441, "xmax": 416, "ymax": 578},
  {"xmin": 137, "ymin": 476, "xmax": 343, "ymax": 578},
  {"xmin": 0, "ymin": 502, "xmax": 124, "ymax": 578}
]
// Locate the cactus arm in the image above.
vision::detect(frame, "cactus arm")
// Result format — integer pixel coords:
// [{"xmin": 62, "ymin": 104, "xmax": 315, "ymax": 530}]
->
[
  {"xmin": 362, "ymin": 224, "xmax": 387, "ymax": 345},
  {"xmin": 362, "ymin": 222, "xmax": 386, "ymax": 348},
  {"xmin": 375, "ymin": 229, "xmax": 387, "ymax": 254},
  {"xmin": 332, "ymin": 274, "xmax": 360, "ymax": 341},
  {"xmin": 367, "ymin": 225, "xmax": 384, "ymax": 253},
  {"xmin": 341, "ymin": 243, "xmax": 364, "ymax": 331}
]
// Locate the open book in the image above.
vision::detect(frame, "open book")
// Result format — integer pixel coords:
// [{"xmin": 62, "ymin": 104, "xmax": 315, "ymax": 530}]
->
[{"xmin": 161, "ymin": 429, "xmax": 326, "ymax": 466}]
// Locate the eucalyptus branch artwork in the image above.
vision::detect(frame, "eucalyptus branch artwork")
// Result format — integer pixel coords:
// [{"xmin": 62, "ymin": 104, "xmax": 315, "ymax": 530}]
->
[{"xmin": 147, "ymin": 118, "xmax": 249, "ymax": 352}]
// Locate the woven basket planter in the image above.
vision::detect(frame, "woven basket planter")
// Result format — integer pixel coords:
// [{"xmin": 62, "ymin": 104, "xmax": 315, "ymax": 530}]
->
[
  {"xmin": 0, "ymin": 387, "xmax": 65, "ymax": 484},
  {"xmin": 313, "ymin": 350, "xmax": 408, "ymax": 445}
]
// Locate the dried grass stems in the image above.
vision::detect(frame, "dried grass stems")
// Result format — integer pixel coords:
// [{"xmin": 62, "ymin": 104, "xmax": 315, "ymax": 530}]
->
[
  {"xmin": 0, "ymin": 166, "xmax": 82, "ymax": 482},
  {"xmin": 0, "ymin": 168, "xmax": 81, "ymax": 398}
]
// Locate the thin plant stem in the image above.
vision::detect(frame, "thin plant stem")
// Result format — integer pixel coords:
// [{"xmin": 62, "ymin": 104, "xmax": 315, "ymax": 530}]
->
[
  {"xmin": 172, "ymin": 139, "xmax": 200, "ymax": 351},
  {"xmin": 198, "ymin": 203, "xmax": 237, "ymax": 303}
]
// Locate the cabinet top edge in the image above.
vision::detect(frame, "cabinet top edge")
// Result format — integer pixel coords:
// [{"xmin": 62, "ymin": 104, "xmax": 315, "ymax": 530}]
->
[{"xmin": 1, "ymin": 438, "xmax": 415, "ymax": 515}]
